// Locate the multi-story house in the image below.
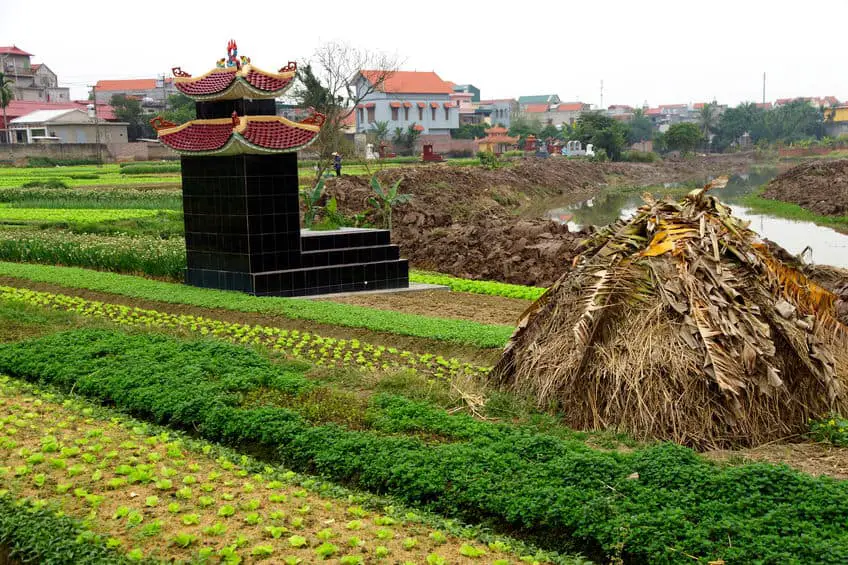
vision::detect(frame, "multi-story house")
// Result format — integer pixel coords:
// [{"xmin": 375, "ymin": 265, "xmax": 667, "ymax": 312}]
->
[
  {"xmin": 0, "ymin": 46, "xmax": 70, "ymax": 102},
  {"xmin": 518, "ymin": 94, "xmax": 560, "ymax": 111},
  {"xmin": 452, "ymin": 83, "xmax": 480, "ymax": 102},
  {"xmin": 478, "ymin": 99, "xmax": 517, "ymax": 128},
  {"xmin": 354, "ymin": 70, "xmax": 458, "ymax": 137},
  {"xmin": 547, "ymin": 102, "xmax": 591, "ymax": 126},
  {"xmin": 92, "ymin": 78, "xmax": 177, "ymax": 113}
]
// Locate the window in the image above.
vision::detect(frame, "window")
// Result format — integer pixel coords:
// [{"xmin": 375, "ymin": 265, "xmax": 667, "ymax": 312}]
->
[
  {"xmin": 431, "ymin": 106, "xmax": 436, "ymax": 121},
  {"xmin": 444, "ymin": 107, "xmax": 449, "ymax": 120},
  {"xmin": 418, "ymin": 106, "xmax": 423, "ymax": 121},
  {"xmin": 358, "ymin": 108, "xmax": 364, "ymax": 123},
  {"xmin": 391, "ymin": 107, "xmax": 399, "ymax": 121},
  {"xmin": 404, "ymin": 107, "xmax": 409, "ymax": 120},
  {"xmin": 367, "ymin": 107, "xmax": 375, "ymax": 123}
]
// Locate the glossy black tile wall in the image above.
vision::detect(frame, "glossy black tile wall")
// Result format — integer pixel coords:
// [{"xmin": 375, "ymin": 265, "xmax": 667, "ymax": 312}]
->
[{"xmin": 180, "ymin": 153, "xmax": 409, "ymax": 297}]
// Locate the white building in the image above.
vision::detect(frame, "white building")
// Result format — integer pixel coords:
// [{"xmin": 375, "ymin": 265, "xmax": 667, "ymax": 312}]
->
[{"xmin": 9, "ymin": 108, "xmax": 128, "ymax": 144}]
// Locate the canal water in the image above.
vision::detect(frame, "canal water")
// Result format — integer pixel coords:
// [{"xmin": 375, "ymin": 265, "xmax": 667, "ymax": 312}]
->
[{"xmin": 547, "ymin": 171, "xmax": 848, "ymax": 268}]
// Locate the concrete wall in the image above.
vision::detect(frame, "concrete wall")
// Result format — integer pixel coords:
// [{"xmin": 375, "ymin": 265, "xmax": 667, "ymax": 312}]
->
[{"xmin": 0, "ymin": 142, "xmax": 177, "ymax": 165}]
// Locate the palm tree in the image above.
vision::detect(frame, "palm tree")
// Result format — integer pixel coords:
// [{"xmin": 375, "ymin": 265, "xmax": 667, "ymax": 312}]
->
[
  {"xmin": 369, "ymin": 120, "xmax": 390, "ymax": 146},
  {"xmin": 0, "ymin": 73, "xmax": 14, "ymax": 144},
  {"xmin": 698, "ymin": 102, "xmax": 718, "ymax": 138}
]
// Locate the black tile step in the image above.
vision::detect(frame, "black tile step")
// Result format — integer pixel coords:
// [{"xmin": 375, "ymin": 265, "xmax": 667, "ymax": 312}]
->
[
  {"xmin": 300, "ymin": 229, "xmax": 391, "ymax": 252},
  {"xmin": 252, "ymin": 259, "xmax": 409, "ymax": 297},
  {"xmin": 299, "ymin": 244, "xmax": 401, "ymax": 268}
]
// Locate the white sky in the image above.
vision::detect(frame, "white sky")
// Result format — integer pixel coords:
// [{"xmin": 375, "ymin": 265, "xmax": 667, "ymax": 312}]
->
[{"xmin": 2, "ymin": 0, "xmax": 846, "ymax": 108}]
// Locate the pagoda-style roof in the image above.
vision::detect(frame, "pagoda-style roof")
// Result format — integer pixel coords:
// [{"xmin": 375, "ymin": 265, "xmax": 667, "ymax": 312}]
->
[
  {"xmin": 485, "ymin": 126, "xmax": 508, "ymax": 135},
  {"xmin": 171, "ymin": 40, "xmax": 297, "ymax": 100},
  {"xmin": 476, "ymin": 134, "xmax": 519, "ymax": 145},
  {"xmin": 172, "ymin": 64, "xmax": 297, "ymax": 101},
  {"xmin": 152, "ymin": 112, "xmax": 325, "ymax": 156}
]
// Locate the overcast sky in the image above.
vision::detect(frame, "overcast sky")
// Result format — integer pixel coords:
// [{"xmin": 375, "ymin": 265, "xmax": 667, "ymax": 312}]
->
[{"xmin": 2, "ymin": 0, "xmax": 846, "ymax": 108}]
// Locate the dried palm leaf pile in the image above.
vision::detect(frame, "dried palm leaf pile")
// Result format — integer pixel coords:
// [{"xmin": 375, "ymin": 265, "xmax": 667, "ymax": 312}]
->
[{"xmin": 492, "ymin": 177, "xmax": 848, "ymax": 448}]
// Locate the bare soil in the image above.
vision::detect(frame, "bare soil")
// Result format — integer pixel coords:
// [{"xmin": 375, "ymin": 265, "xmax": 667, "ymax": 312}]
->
[
  {"xmin": 327, "ymin": 155, "xmax": 755, "ymax": 287},
  {"xmin": 709, "ymin": 442, "xmax": 848, "ymax": 480},
  {"xmin": 321, "ymin": 290, "xmax": 530, "ymax": 326},
  {"xmin": 762, "ymin": 159, "xmax": 848, "ymax": 216}
]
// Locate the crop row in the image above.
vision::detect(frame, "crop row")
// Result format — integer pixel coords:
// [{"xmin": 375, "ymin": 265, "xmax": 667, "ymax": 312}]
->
[
  {"xmin": 0, "ymin": 376, "xmax": 552, "ymax": 565},
  {"xmin": 0, "ymin": 229, "xmax": 546, "ymax": 302},
  {"xmin": 0, "ymin": 286, "xmax": 491, "ymax": 381},
  {"xmin": 0, "ymin": 262, "xmax": 513, "ymax": 347},
  {"xmin": 2, "ymin": 328, "xmax": 846, "ymax": 564},
  {"xmin": 0, "ymin": 186, "xmax": 182, "ymax": 210},
  {"xmin": 409, "ymin": 271, "xmax": 545, "ymax": 301},
  {"xmin": 0, "ymin": 231, "xmax": 185, "ymax": 279},
  {"xmin": 0, "ymin": 206, "xmax": 159, "ymax": 224}
]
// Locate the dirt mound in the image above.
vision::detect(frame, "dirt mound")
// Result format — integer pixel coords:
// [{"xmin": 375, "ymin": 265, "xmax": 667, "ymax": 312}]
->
[
  {"xmin": 762, "ymin": 160, "xmax": 848, "ymax": 216},
  {"xmin": 324, "ymin": 156, "xmax": 755, "ymax": 286},
  {"xmin": 492, "ymin": 181, "xmax": 848, "ymax": 448}
]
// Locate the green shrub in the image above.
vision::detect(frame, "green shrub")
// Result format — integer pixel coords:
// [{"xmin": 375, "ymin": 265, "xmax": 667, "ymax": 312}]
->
[
  {"xmin": 21, "ymin": 179, "xmax": 69, "ymax": 189},
  {"xmin": 26, "ymin": 157, "xmax": 100, "ymax": 167},
  {"xmin": 2, "ymin": 329, "xmax": 848, "ymax": 564},
  {"xmin": 809, "ymin": 414, "xmax": 848, "ymax": 446},
  {"xmin": 622, "ymin": 150, "xmax": 659, "ymax": 163},
  {"xmin": 477, "ymin": 151, "xmax": 499, "ymax": 170}
]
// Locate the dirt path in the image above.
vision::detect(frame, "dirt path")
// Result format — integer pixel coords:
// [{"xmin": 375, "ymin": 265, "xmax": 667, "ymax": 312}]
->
[
  {"xmin": 0, "ymin": 276, "xmax": 503, "ymax": 366},
  {"xmin": 709, "ymin": 442, "xmax": 848, "ymax": 480},
  {"xmin": 320, "ymin": 290, "xmax": 529, "ymax": 326}
]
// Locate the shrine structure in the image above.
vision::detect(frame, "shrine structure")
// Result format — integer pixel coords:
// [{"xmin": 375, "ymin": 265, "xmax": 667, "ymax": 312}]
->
[
  {"xmin": 153, "ymin": 41, "xmax": 408, "ymax": 296},
  {"xmin": 474, "ymin": 126, "xmax": 518, "ymax": 155}
]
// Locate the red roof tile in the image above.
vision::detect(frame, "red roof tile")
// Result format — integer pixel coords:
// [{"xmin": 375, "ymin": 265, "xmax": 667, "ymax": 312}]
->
[
  {"xmin": 359, "ymin": 70, "xmax": 453, "ymax": 94},
  {"xmin": 645, "ymin": 108, "xmax": 662, "ymax": 115},
  {"xmin": 430, "ymin": 102, "xmax": 439, "ymax": 108},
  {"xmin": 242, "ymin": 68, "xmax": 293, "ymax": 93},
  {"xmin": 524, "ymin": 104, "xmax": 549, "ymax": 113},
  {"xmin": 95, "ymin": 78, "xmax": 160, "ymax": 91},
  {"xmin": 0, "ymin": 46, "xmax": 33, "ymax": 56},
  {"xmin": 175, "ymin": 69, "xmax": 238, "ymax": 97},
  {"xmin": 241, "ymin": 120, "xmax": 317, "ymax": 150},
  {"xmin": 159, "ymin": 121, "xmax": 234, "ymax": 152},
  {"xmin": 0, "ymin": 100, "xmax": 118, "ymax": 126},
  {"xmin": 389, "ymin": 101, "xmax": 402, "ymax": 108},
  {"xmin": 556, "ymin": 103, "xmax": 585, "ymax": 112},
  {"xmin": 485, "ymin": 126, "xmax": 508, "ymax": 134},
  {"xmin": 402, "ymin": 102, "xmax": 412, "ymax": 108},
  {"xmin": 30, "ymin": 63, "xmax": 41, "ymax": 71}
]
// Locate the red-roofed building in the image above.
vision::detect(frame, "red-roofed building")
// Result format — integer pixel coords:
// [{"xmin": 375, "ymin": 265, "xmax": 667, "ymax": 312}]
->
[
  {"xmin": 0, "ymin": 45, "xmax": 70, "ymax": 106},
  {"xmin": 354, "ymin": 70, "xmax": 458, "ymax": 136},
  {"xmin": 92, "ymin": 77, "xmax": 177, "ymax": 112},
  {"xmin": 524, "ymin": 103, "xmax": 549, "ymax": 113},
  {"xmin": 1, "ymin": 100, "xmax": 120, "ymax": 134}
]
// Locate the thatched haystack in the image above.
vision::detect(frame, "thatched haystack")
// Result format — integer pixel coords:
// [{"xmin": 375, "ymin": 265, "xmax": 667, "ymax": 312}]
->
[{"xmin": 492, "ymin": 178, "xmax": 848, "ymax": 448}]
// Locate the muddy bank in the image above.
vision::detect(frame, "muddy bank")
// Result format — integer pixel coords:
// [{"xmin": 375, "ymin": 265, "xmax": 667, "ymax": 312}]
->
[
  {"xmin": 762, "ymin": 160, "xmax": 848, "ymax": 216},
  {"xmin": 326, "ymin": 155, "xmax": 755, "ymax": 287}
]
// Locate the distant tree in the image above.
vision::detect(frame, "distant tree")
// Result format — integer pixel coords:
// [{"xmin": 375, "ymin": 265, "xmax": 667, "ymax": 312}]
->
[
  {"xmin": 574, "ymin": 111, "xmax": 627, "ymax": 160},
  {"xmin": 451, "ymin": 123, "xmax": 487, "ymax": 140},
  {"xmin": 508, "ymin": 114, "xmax": 542, "ymax": 139},
  {"xmin": 369, "ymin": 120, "xmax": 390, "ymax": 146},
  {"xmin": 698, "ymin": 102, "xmax": 719, "ymax": 138},
  {"xmin": 665, "ymin": 122, "xmax": 703, "ymax": 154},
  {"xmin": 652, "ymin": 130, "xmax": 668, "ymax": 154},
  {"xmin": 0, "ymin": 72, "xmax": 13, "ymax": 143},
  {"xmin": 626, "ymin": 108, "xmax": 653, "ymax": 144},
  {"xmin": 539, "ymin": 123, "xmax": 561, "ymax": 140},
  {"xmin": 111, "ymin": 94, "xmax": 152, "ymax": 141},
  {"xmin": 714, "ymin": 102, "xmax": 764, "ymax": 150},
  {"xmin": 393, "ymin": 124, "xmax": 421, "ymax": 155},
  {"xmin": 162, "ymin": 93, "xmax": 195, "ymax": 124},
  {"xmin": 293, "ymin": 42, "xmax": 402, "ymax": 180}
]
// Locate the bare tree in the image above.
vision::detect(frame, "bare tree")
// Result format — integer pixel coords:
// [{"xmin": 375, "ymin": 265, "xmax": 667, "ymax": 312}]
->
[{"xmin": 294, "ymin": 41, "xmax": 402, "ymax": 181}]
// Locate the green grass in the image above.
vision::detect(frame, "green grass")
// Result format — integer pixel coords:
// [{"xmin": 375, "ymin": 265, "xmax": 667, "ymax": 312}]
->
[
  {"xmin": 0, "ymin": 186, "xmax": 182, "ymax": 210},
  {"xmin": 0, "ymin": 262, "xmax": 513, "ymax": 348},
  {"xmin": 409, "ymin": 271, "xmax": 545, "ymax": 300},
  {"xmin": 740, "ymin": 192, "xmax": 848, "ymax": 231}
]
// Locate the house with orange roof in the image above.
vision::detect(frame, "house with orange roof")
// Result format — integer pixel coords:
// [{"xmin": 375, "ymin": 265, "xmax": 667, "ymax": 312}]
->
[
  {"xmin": 547, "ymin": 102, "xmax": 591, "ymax": 126},
  {"xmin": 1, "ymin": 46, "xmax": 70, "ymax": 103},
  {"xmin": 354, "ymin": 70, "xmax": 458, "ymax": 137},
  {"xmin": 92, "ymin": 78, "xmax": 177, "ymax": 112}
]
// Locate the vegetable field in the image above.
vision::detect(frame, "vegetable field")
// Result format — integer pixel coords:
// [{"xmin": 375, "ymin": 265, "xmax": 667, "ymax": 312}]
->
[{"xmin": 0, "ymin": 165, "xmax": 846, "ymax": 563}]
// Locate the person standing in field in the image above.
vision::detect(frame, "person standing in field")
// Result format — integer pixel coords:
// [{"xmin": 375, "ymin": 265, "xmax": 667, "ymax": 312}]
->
[{"xmin": 332, "ymin": 152, "xmax": 342, "ymax": 177}]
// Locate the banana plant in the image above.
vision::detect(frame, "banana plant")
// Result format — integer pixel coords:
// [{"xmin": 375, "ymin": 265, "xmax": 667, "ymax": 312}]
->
[
  {"xmin": 300, "ymin": 179, "xmax": 325, "ymax": 228},
  {"xmin": 367, "ymin": 174, "xmax": 411, "ymax": 231}
]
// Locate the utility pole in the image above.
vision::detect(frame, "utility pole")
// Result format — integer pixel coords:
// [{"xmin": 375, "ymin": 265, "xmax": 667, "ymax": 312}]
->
[
  {"xmin": 762, "ymin": 72, "xmax": 766, "ymax": 105},
  {"xmin": 600, "ymin": 79, "xmax": 604, "ymax": 110},
  {"xmin": 91, "ymin": 84, "xmax": 102, "ymax": 165},
  {"xmin": 159, "ymin": 73, "xmax": 167, "ymax": 115}
]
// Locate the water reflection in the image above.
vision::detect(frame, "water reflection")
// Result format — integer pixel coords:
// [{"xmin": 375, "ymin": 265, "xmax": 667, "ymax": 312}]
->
[{"xmin": 547, "ymin": 171, "xmax": 848, "ymax": 268}]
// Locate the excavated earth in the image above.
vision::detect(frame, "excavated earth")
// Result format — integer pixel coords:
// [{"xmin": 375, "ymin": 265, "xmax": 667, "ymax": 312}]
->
[
  {"xmin": 326, "ymin": 155, "xmax": 753, "ymax": 286},
  {"xmin": 762, "ymin": 159, "xmax": 848, "ymax": 216}
]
